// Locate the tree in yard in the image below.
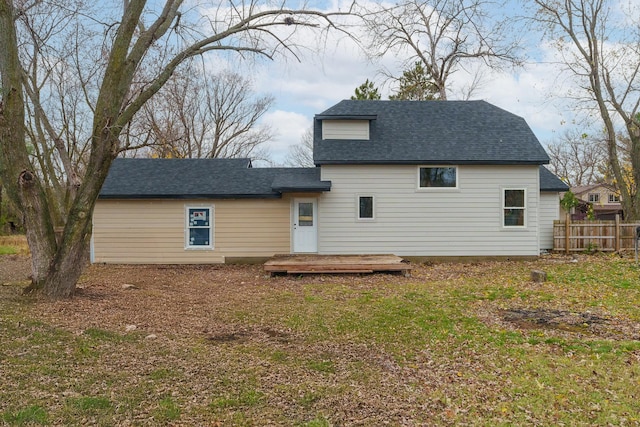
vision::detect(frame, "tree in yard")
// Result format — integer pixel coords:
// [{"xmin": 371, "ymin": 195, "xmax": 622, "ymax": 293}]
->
[
  {"xmin": 530, "ymin": 0, "xmax": 640, "ymax": 219},
  {"xmin": 0, "ymin": 0, "xmax": 350, "ymax": 298},
  {"xmin": 127, "ymin": 63, "xmax": 275, "ymax": 160},
  {"xmin": 284, "ymin": 128, "xmax": 314, "ymax": 167},
  {"xmin": 545, "ymin": 129, "xmax": 607, "ymax": 187},
  {"xmin": 389, "ymin": 62, "xmax": 439, "ymax": 101},
  {"xmin": 359, "ymin": 0, "xmax": 521, "ymax": 100},
  {"xmin": 351, "ymin": 79, "xmax": 381, "ymax": 100}
]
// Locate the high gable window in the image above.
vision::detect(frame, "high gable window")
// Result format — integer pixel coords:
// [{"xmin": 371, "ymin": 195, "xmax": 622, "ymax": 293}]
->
[
  {"xmin": 322, "ymin": 120, "xmax": 369, "ymax": 140},
  {"xmin": 588, "ymin": 193, "xmax": 600, "ymax": 203},
  {"xmin": 185, "ymin": 206, "xmax": 213, "ymax": 249},
  {"xmin": 608, "ymin": 194, "xmax": 620, "ymax": 203},
  {"xmin": 418, "ymin": 166, "xmax": 457, "ymax": 188},
  {"xmin": 503, "ymin": 189, "xmax": 526, "ymax": 227}
]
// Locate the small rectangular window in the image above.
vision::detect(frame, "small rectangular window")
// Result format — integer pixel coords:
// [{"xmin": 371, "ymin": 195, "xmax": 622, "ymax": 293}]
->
[
  {"xmin": 503, "ymin": 189, "xmax": 526, "ymax": 227},
  {"xmin": 186, "ymin": 206, "xmax": 213, "ymax": 249},
  {"xmin": 588, "ymin": 193, "xmax": 600, "ymax": 203},
  {"xmin": 608, "ymin": 194, "xmax": 620, "ymax": 203},
  {"xmin": 418, "ymin": 166, "xmax": 457, "ymax": 188},
  {"xmin": 358, "ymin": 196, "xmax": 374, "ymax": 220}
]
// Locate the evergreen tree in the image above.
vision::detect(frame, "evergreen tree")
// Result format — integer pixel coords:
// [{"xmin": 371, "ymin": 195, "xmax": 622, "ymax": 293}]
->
[
  {"xmin": 389, "ymin": 62, "xmax": 439, "ymax": 101},
  {"xmin": 351, "ymin": 79, "xmax": 381, "ymax": 100}
]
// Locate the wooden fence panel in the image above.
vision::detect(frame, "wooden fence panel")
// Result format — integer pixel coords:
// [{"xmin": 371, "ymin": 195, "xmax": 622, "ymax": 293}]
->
[{"xmin": 553, "ymin": 215, "xmax": 640, "ymax": 252}]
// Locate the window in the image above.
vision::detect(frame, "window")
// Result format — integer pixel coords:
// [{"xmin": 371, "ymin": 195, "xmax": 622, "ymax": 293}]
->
[
  {"xmin": 588, "ymin": 193, "xmax": 600, "ymax": 203},
  {"xmin": 418, "ymin": 166, "xmax": 457, "ymax": 188},
  {"xmin": 503, "ymin": 189, "xmax": 526, "ymax": 227},
  {"xmin": 358, "ymin": 196, "xmax": 374, "ymax": 220},
  {"xmin": 608, "ymin": 194, "xmax": 620, "ymax": 203},
  {"xmin": 186, "ymin": 206, "xmax": 213, "ymax": 249}
]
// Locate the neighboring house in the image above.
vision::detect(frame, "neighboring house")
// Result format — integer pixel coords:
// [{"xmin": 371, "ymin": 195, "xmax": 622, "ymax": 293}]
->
[
  {"xmin": 570, "ymin": 183, "xmax": 623, "ymax": 220},
  {"xmin": 91, "ymin": 100, "xmax": 568, "ymax": 264}
]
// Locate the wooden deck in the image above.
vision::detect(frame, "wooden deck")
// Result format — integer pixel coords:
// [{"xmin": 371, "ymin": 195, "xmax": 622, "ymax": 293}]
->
[{"xmin": 264, "ymin": 254, "xmax": 412, "ymax": 276}]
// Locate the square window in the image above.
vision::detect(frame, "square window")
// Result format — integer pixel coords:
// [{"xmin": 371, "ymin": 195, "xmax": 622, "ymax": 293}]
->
[
  {"xmin": 608, "ymin": 194, "xmax": 620, "ymax": 203},
  {"xmin": 588, "ymin": 193, "xmax": 600, "ymax": 203},
  {"xmin": 358, "ymin": 196, "xmax": 374, "ymax": 220},
  {"xmin": 419, "ymin": 167, "xmax": 457, "ymax": 188}
]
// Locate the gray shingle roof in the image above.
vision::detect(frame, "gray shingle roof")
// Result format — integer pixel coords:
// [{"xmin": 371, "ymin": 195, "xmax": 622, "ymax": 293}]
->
[
  {"xmin": 313, "ymin": 100, "xmax": 550, "ymax": 165},
  {"xmin": 539, "ymin": 166, "xmax": 569, "ymax": 192},
  {"xmin": 99, "ymin": 158, "xmax": 330, "ymax": 199}
]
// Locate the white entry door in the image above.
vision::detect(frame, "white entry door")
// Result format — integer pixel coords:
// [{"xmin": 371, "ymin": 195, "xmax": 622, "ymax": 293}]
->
[{"xmin": 293, "ymin": 198, "xmax": 318, "ymax": 253}]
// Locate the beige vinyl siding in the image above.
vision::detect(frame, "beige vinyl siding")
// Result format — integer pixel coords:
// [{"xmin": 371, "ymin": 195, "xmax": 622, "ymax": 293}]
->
[
  {"xmin": 539, "ymin": 192, "xmax": 561, "ymax": 250},
  {"xmin": 318, "ymin": 164, "xmax": 541, "ymax": 256},
  {"xmin": 92, "ymin": 198, "xmax": 290, "ymax": 264},
  {"xmin": 322, "ymin": 120, "xmax": 369, "ymax": 140}
]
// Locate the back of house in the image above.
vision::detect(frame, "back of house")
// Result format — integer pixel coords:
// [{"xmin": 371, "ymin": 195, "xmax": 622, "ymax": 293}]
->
[{"xmin": 91, "ymin": 100, "xmax": 568, "ymax": 264}]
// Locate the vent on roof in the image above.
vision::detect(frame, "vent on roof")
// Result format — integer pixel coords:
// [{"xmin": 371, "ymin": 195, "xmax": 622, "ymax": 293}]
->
[{"xmin": 322, "ymin": 120, "xmax": 369, "ymax": 140}]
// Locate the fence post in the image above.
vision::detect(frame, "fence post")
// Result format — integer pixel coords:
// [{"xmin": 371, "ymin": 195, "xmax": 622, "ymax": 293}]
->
[
  {"xmin": 615, "ymin": 214, "xmax": 621, "ymax": 252},
  {"xmin": 565, "ymin": 213, "xmax": 571, "ymax": 254}
]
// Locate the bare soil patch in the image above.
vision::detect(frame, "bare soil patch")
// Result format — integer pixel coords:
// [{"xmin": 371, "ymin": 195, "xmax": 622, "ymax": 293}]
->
[{"xmin": 0, "ymin": 255, "xmax": 30, "ymax": 284}]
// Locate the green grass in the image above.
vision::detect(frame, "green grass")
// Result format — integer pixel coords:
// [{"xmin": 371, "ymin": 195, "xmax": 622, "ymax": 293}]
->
[
  {"xmin": 0, "ymin": 235, "xmax": 29, "ymax": 255},
  {"xmin": 1, "ymin": 405, "xmax": 48, "ymax": 425},
  {"xmin": 0, "ymin": 245, "xmax": 18, "ymax": 255},
  {"xmin": 1, "ymin": 255, "xmax": 640, "ymax": 425}
]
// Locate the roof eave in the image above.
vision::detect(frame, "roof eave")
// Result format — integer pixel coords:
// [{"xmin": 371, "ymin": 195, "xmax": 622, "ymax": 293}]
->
[
  {"xmin": 313, "ymin": 160, "xmax": 550, "ymax": 166},
  {"xmin": 98, "ymin": 193, "xmax": 283, "ymax": 200}
]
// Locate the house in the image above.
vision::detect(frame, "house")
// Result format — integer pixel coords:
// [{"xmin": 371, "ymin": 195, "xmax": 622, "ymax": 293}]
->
[
  {"xmin": 570, "ymin": 183, "xmax": 623, "ymax": 220},
  {"xmin": 91, "ymin": 100, "xmax": 569, "ymax": 264}
]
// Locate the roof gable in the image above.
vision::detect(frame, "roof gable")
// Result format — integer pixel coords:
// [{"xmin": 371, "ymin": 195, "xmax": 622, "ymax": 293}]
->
[
  {"xmin": 539, "ymin": 166, "xmax": 569, "ymax": 192},
  {"xmin": 313, "ymin": 100, "xmax": 550, "ymax": 165}
]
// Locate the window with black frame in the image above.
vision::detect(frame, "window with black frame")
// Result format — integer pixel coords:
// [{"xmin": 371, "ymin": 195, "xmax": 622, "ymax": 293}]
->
[{"xmin": 418, "ymin": 166, "xmax": 457, "ymax": 188}]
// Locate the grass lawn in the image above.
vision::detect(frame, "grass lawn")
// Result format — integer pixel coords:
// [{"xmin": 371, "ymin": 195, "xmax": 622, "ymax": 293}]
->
[{"xmin": 1, "ymin": 252, "xmax": 640, "ymax": 425}]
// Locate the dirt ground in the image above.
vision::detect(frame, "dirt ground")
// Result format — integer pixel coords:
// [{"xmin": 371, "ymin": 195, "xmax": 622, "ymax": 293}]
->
[
  {"xmin": 2, "ymin": 254, "xmax": 640, "ymax": 425},
  {"xmin": 2, "ymin": 254, "xmax": 639, "ymax": 341},
  {"xmin": 0, "ymin": 255, "xmax": 31, "ymax": 283}
]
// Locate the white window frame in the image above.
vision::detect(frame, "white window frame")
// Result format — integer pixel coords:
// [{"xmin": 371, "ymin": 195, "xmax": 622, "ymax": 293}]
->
[
  {"xmin": 502, "ymin": 188, "xmax": 527, "ymax": 228},
  {"xmin": 357, "ymin": 195, "xmax": 375, "ymax": 221},
  {"xmin": 608, "ymin": 193, "xmax": 620, "ymax": 203},
  {"xmin": 588, "ymin": 193, "xmax": 600, "ymax": 203},
  {"xmin": 185, "ymin": 205, "xmax": 214, "ymax": 250},
  {"xmin": 417, "ymin": 166, "xmax": 458, "ymax": 190}
]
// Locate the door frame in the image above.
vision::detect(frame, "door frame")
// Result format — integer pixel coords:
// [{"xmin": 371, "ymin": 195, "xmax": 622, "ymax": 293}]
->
[{"xmin": 292, "ymin": 198, "xmax": 318, "ymax": 253}]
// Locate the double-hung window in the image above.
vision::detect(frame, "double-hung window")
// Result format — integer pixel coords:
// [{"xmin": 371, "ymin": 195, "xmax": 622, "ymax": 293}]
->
[
  {"xmin": 418, "ymin": 166, "xmax": 457, "ymax": 189},
  {"xmin": 503, "ymin": 189, "xmax": 526, "ymax": 227},
  {"xmin": 186, "ymin": 206, "xmax": 213, "ymax": 249}
]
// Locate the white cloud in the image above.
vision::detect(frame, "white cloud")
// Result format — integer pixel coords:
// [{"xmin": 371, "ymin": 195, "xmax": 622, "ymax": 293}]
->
[
  {"xmin": 202, "ymin": 0, "xmax": 633, "ymax": 163},
  {"xmin": 260, "ymin": 110, "xmax": 312, "ymax": 164}
]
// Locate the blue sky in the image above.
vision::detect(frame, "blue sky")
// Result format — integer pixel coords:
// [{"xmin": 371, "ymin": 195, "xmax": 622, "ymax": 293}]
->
[{"xmin": 227, "ymin": 0, "xmax": 587, "ymax": 164}]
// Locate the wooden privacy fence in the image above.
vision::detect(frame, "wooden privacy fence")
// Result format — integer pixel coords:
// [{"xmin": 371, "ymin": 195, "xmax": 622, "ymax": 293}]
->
[{"xmin": 553, "ymin": 215, "xmax": 640, "ymax": 253}]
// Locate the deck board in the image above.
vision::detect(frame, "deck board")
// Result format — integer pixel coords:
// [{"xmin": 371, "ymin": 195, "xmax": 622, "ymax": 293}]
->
[{"xmin": 264, "ymin": 254, "xmax": 411, "ymax": 276}]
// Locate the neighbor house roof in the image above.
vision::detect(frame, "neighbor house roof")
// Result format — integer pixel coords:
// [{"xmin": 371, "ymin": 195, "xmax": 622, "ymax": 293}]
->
[
  {"xmin": 539, "ymin": 166, "xmax": 570, "ymax": 192},
  {"xmin": 313, "ymin": 100, "xmax": 550, "ymax": 165},
  {"xmin": 99, "ymin": 158, "xmax": 331, "ymax": 199},
  {"xmin": 571, "ymin": 182, "xmax": 617, "ymax": 196}
]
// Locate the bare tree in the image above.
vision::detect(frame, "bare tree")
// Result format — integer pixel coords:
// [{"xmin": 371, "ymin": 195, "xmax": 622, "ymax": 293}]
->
[
  {"xmin": 129, "ymin": 64, "xmax": 274, "ymax": 159},
  {"xmin": 0, "ymin": 0, "xmax": 351, "ymax": 298},
  {"xmin": 284, "ymin": 128, "xmax": 314, "ymax": 167},
  {"xmin": 531, "ymin": 0, "xmax": 640, "ymax": 219},
  {"xmin": 360, "ymin": 0, "xmax": 521, "ymax": 100},
  {"xmin": 546, "ymin": 129, "xmax": 606, "ymax": 187}
]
